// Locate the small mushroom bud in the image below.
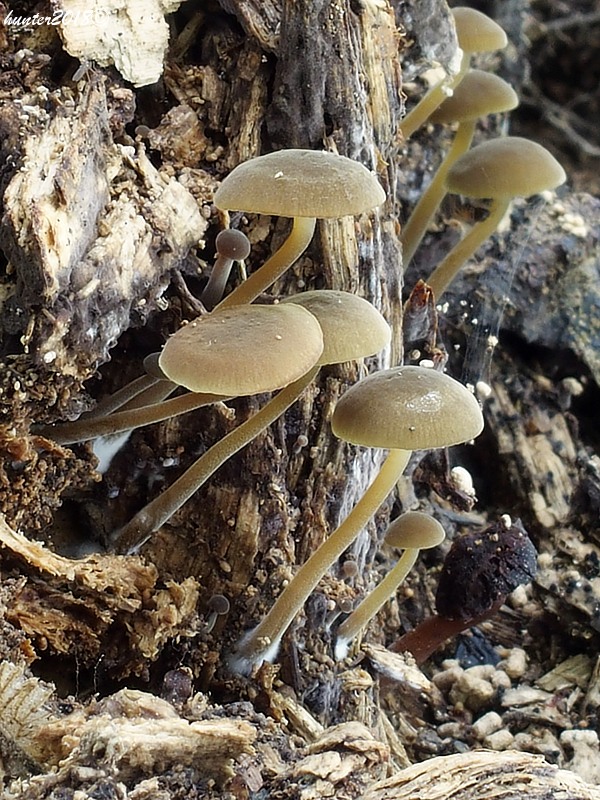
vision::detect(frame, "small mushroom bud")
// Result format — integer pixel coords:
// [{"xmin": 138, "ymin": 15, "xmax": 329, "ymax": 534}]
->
[
  {"xmin": 201, "ymin": 229, "xmax": 251, "ymax": 310},
  {"xmin": 205, "ymin": 594, "xmax": 231, "ymax": 633},
  {"xmin": 325, "ymin": 597, "xmax": 354, "ymax": 629}
]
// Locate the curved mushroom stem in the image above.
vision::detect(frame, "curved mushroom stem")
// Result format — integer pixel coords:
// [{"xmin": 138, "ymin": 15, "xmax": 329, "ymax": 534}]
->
[
  {"xmin": 217, "ymin": 216, "xmax": 317, "ymax": 308},
  {"xmin": 36, "ymin": 391, "xmax": 229, "ymax": 445},
  {"xmin": 117, "ymin": 379, "xmax": 177, "ymax": 412},
  {"xmin": 112, "ymin": 365, "xmax": 320, "ymax": 555},
  {"xmin": 399, "ymin": 53, "xmax": 469, "ymax": 140},
  {"xmin": 200, "ymin": 253, "xmax": 236, "ymax": 310},
  {"xmin": 401, "ymin": 119, "xmax": 477, "ymax": 269},
  {"xmin": 228, "ymin": 447, "xmax": 411, "ymax": 676},
  {"xmin": 426, "ymin": 198, "xmax": 509, "ymax": 298},
  {"xmin": 334, "ymin": 547, "xmax": 420, "ymax": 660}
]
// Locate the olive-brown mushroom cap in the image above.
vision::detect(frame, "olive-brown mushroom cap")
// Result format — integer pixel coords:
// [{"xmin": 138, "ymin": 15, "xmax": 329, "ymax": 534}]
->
[
  {"xmin": 158, "ymin": 304, "xmax": 324, "ymax": 395},
  {"xmin": 213, "ymin": 149, "xmax": 386, "ymax": 219},
  {"xmin": 332, "ymin": 365, "xmax": 484, "ymax": 449},
  {"xmin": 385, "ymin": 511, "xmax": 446, "ymax": 550},
  {"xmin": 452, "ymin": 7, "xmax": 508, "ymax": 53},
  {"xmin": 281, "ymin": 290, "xmax": 391, "ymax": 365},
  {"xmin": 430, "ymin": 70, "xmax": 518, "ymax": 124},
  {"xmin": 215, "ymin": 228, "xmax": 251, "ymax": 260},
  {"xmin": 446, "ymin": 137, "xmax": 567, "ymax": 199}
]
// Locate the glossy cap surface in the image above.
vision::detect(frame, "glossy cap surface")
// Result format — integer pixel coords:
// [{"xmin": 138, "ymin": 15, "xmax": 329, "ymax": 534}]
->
[
  {"xmin": 159, "ymin": 304, "xmax": 324, "ymax": 395},
  {"xmin": 385, "ymin": 511, "xmax": 446, "ymax": 550},
  {"xmin": 431, "ymin": 70, "xmax": 518, "ymax": 124},
  {"xmin": 332, "ymin": 365, "xmax": 484, "ymax": 449},
  {"xmin": 452, "ymin": 7, "xmax": 508, "ymax": 53},
  {"xmin": 446, "ymin": 136, "xmax": 566, "ymax": 199}
]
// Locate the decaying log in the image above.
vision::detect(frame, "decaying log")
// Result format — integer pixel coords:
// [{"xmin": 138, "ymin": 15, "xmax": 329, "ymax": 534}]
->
[{"xmin": 54, "ymin": 0, "xmax": 185, "ymax": 88}]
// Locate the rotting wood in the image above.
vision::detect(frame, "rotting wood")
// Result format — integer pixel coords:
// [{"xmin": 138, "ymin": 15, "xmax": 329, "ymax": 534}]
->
[
  {"xmin": 55, "ymin": 0, "xmax": 186, "ymax": 88},
  {"xmin": 0, "ymin": 72, "xmax": 206, "ymax": 382},
  {"xmin": 0, "ymin": 515, "xmax": 200, "ymax": 676},
  {"xmin": 360, "ymin": 749, "xmax": 600, "ymax": 800}
]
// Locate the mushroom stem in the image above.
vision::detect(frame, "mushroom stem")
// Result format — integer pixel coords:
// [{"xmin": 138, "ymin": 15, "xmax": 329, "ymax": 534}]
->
[
  {"xmin": 85, "ymin": 374, "xmax": 166, "ymax": 418},
  {"xmin": 426, "ymin": 198, "xmax": 508, "ymax": 298},
  {"xmin": 399, "ymin": 53, "xmax": 469, "ymax": 140},
  {"xmin": 228, "ymin": 447, "xmax": 411, "ymax": 675},
  {"xmin": 401, "ymin": 119, "xmax": 477, "ymax": 269},
  {"xmin": 216, "ymin": 216, "xmax": 317, "ymax": 308},
  {"xmin": 113, "ymin": 365, "xmax": 320, "ymax": 554},
  {"xmin": 118, "ymin": 379, "xmax": 177, "ymax": 412},
  {"xmin": 200, "ymin": 253, "xmax": 237, "ymax": 310},
  {"xmin": 335, "ymin": 547, "xmax": 420, "ymax": 659},
  {"xmin": 38, "ymin": 391, "xmax": 229, "ymax": 445}
]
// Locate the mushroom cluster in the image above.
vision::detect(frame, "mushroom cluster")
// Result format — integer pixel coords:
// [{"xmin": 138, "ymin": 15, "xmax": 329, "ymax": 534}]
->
[
  {"xmin": 399, "ymin": 7, "xmax": 565, "ymax": 296},
  {"xmin": 36, "ymin": 6, "xmax": 564, "ymax": 680},
  {"xmin": 228, "ymin": 366, "xmax": 484, "ymax": 675}
]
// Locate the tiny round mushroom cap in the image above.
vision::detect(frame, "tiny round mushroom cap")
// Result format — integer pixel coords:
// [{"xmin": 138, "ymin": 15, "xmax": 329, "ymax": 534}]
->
[
  {"xmin": 213, "ymin": 149, "xmax": 386, "ymax": 219},
  {"xmin": 215, "ymin": 228, "xmax": 251, "ymax": 261},
  {"xmin": 158, "ymin": 304, "xmax": 324, "ymax": 395},
  {"xmin": 385, "ymin": 511, "xmax": 445, "ymax": 550},
  {"xmin": 281, "ymin": 290, "xmax": 391, "ymax": 365},
  {"xmin": 332, "ymin": 365, "xmax": 484, "ymax": 450},
  {"xmin": 452, "ymin": 7, "xmax": 508, "ymax": 53},
  {"xmin": 430, "ymin": 70, "xmax": 518, "ymax": 125},
  {"xmin": 446, "ymin": 137, "xmax": 567, "ymax": 199},
  {"xmin": 208, "ymin": 594, "xmax": 231, "ymax": 615}
]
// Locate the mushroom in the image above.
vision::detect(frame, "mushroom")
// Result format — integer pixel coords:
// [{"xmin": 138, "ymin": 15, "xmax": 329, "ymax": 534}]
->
[
  {"xmin": 200, "ymin": 229, "xmax": 252, "ymax": 310},
  {"xmin": 204, "ymin": 594, "xmax": 231, "ymax": 634},
  {"xmin": 426, "ymin": 136, "xmax": 567, "ymax": 297},
  {"xmin": 334, "ymin": 511, "xmax": 445, "ymax": 659},
  {"xmin": 399, "ymin": 7, "xmax": 508, "ymax": 140},
  {"xmin": 390, "ymin": 516, "xmax": 537, "ymax": 664},
  {"xmin": 157, "ymin": 304, "xmax": 324, "ymax": 396},
  {"xmin": 113, "ymin": 292, "xmax": 390, "ymax": 555},
  {"xmin": 280, "ymin": 289, "xmax": 391, "ymax": 366},
  {"xmin": 228, "ymin": 365, "xmax": 483, "ymax": 676},
  {"xmin": 40, "ymin": 304, "xmax": 324, "ymax": 445},
  {"xmin": 401, "ymin": 71, "xmax": 519, "ymax": 268},
  {"xmin": 213, "ymin": 149, "xmax": 386, "ymax": 307}
]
